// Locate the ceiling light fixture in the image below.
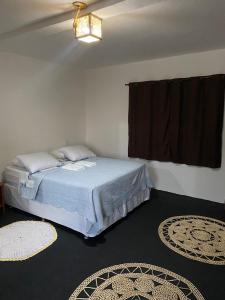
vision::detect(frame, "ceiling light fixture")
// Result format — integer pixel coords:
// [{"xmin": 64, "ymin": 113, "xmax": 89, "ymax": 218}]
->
[{"xmin": 73, "ymin": 1, "xmax": 102, "ymax": 43}]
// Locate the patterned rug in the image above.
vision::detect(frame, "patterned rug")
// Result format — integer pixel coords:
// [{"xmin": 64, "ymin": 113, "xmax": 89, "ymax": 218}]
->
[
  {"xmin": 159, "ymin": 215, "xmax": 225, "ymax": 265},
  {"xmin": 69, "ymin": 263, "xmax": 204, "ymax": 299},
  {"xmin": 0, "ymin": 221, "xmax": 57, "ymax": 261}
]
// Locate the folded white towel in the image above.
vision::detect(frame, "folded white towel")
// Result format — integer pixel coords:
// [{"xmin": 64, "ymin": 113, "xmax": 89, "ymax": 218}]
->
[
  {"xmin": 75, "ymin": 161, "xmax": 96, "ymax": 167},
  {"xmin": 62, "ymin": 164, "xmax": 85, "ymax": 171}
]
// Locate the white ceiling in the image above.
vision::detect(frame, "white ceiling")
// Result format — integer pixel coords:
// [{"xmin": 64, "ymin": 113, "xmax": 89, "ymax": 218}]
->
[{"xmin": 0, "ymin": 0, "xmax": 225, "ymax": 69}]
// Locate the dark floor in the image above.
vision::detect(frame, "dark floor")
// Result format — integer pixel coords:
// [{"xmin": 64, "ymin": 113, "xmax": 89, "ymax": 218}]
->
[{"xmin": 0, "ymin": 190, "xmax": 225, "ymax": 300}]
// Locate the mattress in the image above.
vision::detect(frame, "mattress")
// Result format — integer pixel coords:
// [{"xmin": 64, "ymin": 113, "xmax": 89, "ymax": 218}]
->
[
  {"xmin": 19, "ymin": 157, "xmax": 151, "ymax": 222},
  {"xmin": 3, "ymin": 157, "xmax": 152, "ymax": 237},
  {"xmin": 4, "ymin": 184, "xmax": 150, "ymax": 237}
]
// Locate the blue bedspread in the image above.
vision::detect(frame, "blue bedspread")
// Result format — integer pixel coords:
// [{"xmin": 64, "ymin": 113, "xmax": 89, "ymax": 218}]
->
[{"xmin": 20, "ymin": 157, "xmax": 152, "ymax": 225}]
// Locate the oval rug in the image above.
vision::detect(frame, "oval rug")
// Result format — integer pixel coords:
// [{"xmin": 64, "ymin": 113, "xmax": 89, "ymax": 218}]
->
[
  {"xmin": 0, "ymin": 221, "xmax": 57, "ymax": 261},
  {"xmin": 69, "ymin": 263, "xmax": 204, "ymax": 300},
  {"xmin": 159, "ymin": 215, "xmax": 225, "ymax": 265}
]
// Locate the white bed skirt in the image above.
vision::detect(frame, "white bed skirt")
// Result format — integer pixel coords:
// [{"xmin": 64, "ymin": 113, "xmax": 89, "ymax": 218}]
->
[{"xmin": 4, "ymin": 184, "xmax": 150, "ymax": 237}]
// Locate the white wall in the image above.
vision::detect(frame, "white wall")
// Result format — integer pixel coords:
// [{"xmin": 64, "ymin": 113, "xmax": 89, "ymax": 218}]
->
[
  {"xmin": 1, "ymin": 48, "xmax": 224, "ymax": 203},
  {"xmin": 84, "ymin": 48, "xmax": 225, "ymax": 203},
  {"xmin": 0, "ymin": 52, "xmax": 85, "ymax": 175}
]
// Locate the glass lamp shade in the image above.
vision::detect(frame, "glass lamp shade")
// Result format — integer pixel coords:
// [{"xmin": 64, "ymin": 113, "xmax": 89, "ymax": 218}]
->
[{"xmin": 75, "ymin": 13, "xmax": 102, "ymax": 43}]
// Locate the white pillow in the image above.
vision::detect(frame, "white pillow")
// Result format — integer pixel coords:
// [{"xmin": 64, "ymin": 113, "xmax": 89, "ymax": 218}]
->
[
  {"xmin": 51, "ymin": 149, "xmax": 65, "ymax": 160},
  {"xmin": 16, "ymin": 152, "xmax": 60, "ymax": 174},
  {"xmin": 58, "ymin": 145, "xmax": 96, "ymax": 162},
  {"xmin": 12, "ymin": 158, "xmax": 25, "ymax": 168}
]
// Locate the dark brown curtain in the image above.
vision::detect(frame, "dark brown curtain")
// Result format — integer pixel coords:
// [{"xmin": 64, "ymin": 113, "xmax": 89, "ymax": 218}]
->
[{"xmin": 128, "ymin": 74, "xmax": 225, "ymax": 168}]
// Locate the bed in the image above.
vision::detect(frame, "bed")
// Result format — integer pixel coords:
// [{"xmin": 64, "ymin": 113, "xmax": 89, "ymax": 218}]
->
[{"xmin": 3, "ymin": 157, "xmax": 152, "ymax": 237}]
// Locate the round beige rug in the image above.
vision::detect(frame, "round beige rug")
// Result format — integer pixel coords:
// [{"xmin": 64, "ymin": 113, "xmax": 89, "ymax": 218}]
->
[
  {"xmin": 69, "ymin": 263, "xmax": 204, "ymax": 300},
  {"xmin": 159, "ymin": 215, "xmax": 225, "ymax": 265},
  {"xmin": 0, "ymin": 221, "xmax": 57, "ymax": 261}
]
